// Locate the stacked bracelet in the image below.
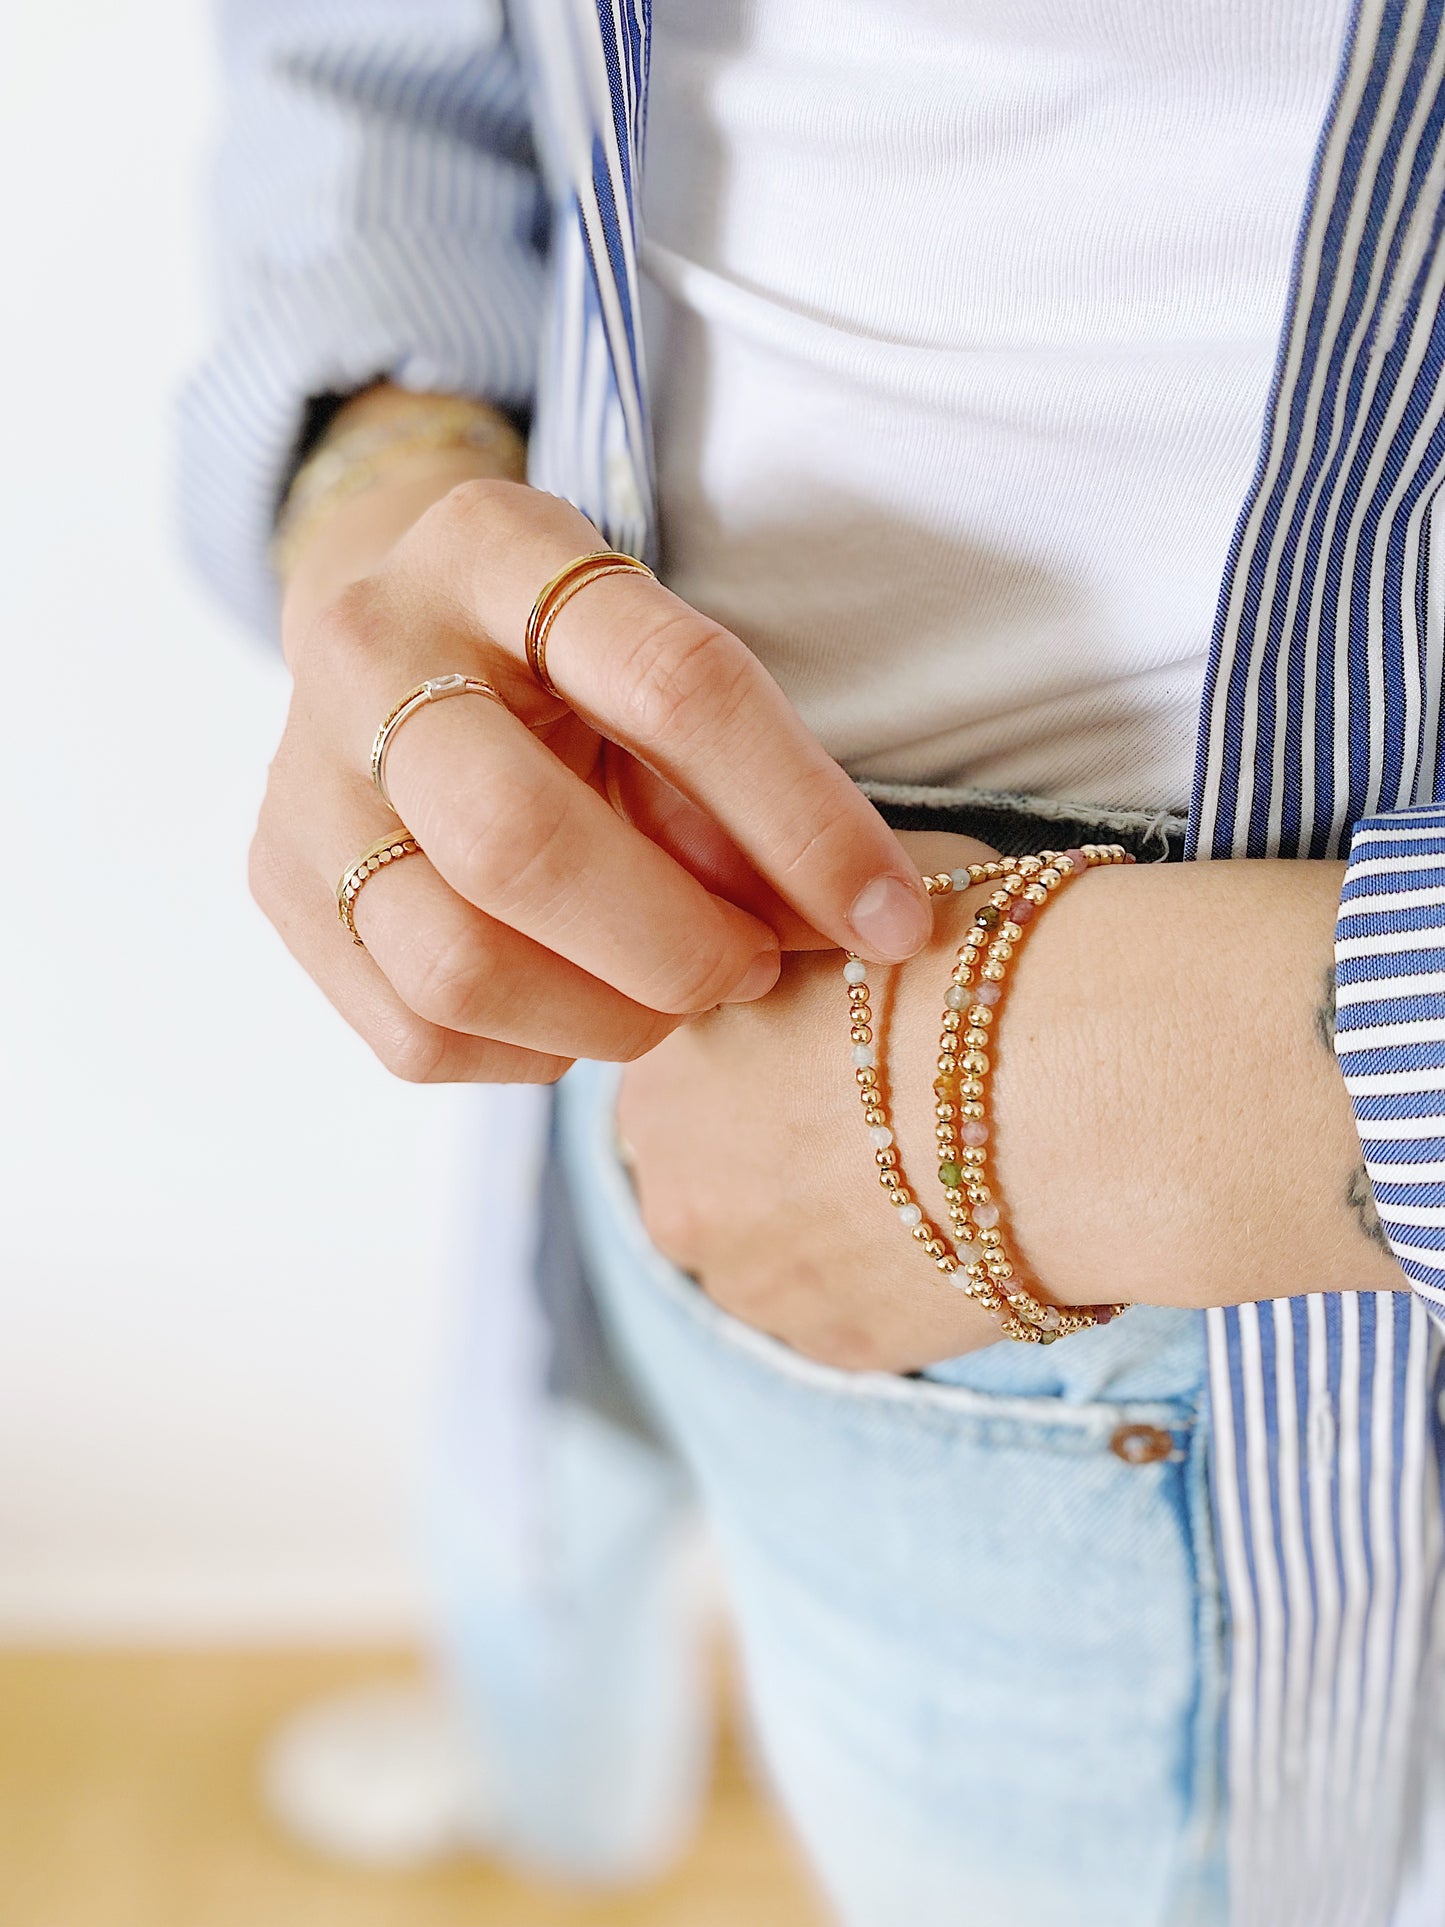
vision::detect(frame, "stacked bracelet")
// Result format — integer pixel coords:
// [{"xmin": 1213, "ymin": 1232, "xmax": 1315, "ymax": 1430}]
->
[
  {"xmin": 845, "ymin": 861, "xmax": 1016, "ymax": 1280},
  {"xmin": 843, "ymin": 845, "xmax": 1134, "ymax": 1344},
  {"xmin": 272, "ymin": 397, "xmax": 527, "ymax": 583}
]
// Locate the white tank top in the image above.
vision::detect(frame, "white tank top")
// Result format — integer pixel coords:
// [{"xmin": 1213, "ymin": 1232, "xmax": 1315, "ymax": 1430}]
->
[{"xmin": 640, "ymin": 0, "xmax": 1350, "ymax": 810}]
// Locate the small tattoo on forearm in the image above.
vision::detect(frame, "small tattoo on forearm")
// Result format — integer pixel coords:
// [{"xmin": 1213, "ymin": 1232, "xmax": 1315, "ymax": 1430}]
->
[
  {"xmin": 1347, "ymin": 1164, "xmax": 1392, "ymax": 1255},
  {"xmin": 1315, "ymin": 960, "xmax": 1338, "ymax": 1054}
]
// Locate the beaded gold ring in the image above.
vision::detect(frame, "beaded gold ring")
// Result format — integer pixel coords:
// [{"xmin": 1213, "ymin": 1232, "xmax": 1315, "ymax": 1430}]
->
[
  {"xmin": 844, "ymin": 845, "xmax": 1134, "ymax": 1343},
  {"xmin": 337, "ymin": 830, "xmax": 422, "ymax": 945}
]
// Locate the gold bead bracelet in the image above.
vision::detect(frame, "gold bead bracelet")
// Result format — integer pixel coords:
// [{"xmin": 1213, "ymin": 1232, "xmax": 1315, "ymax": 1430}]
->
[{"xmin": 843, "ymin": 846, "xmax": 1134, "ymax": 1344}]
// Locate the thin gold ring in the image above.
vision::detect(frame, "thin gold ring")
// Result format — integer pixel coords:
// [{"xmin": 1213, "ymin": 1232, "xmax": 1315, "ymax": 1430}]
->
[
  {"xmin": 524, "ymin": 550, "xmax": 655, "ymax": 701},
  {"xmin": 370, "ymin": 675, "xmax": 507, "ymax": 811},
  {"xmin": 337, "ymin": 831, "xmax": 422, "ymax": 946}
]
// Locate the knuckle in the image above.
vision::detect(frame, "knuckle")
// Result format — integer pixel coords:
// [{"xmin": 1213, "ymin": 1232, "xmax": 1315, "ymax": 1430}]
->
[
  {"xmin": 455, "ymin": 779, "xmax": 573, "ymax": 916},
  {"xmin": 374, "ymin": 1019, "xmax": 449, "ymax": 1085},
  {"xmin": 295, "ymin": 578, "xmax": 388, "ymax": 684},
  {"xmin": 401, "ymin": 926, "xmax": 489, "ymax": 1033},
  {"xmin": 779, "ymin": 776, "xmax": 864, "ymax": 885},
  {"xmin": 618, "ymin": 612, "xmax": 753, "ymax": 750},
  {"xmin": 420, "ymin": 473, "xmax": 524, "ymax": 547},
  {"xmin": 611, "ymin": 1012, "xmax": 677, "ymax": 1063},
  {"xmin": 648, "ymin": 932, "xmax": 749, "ymax": 1016}
]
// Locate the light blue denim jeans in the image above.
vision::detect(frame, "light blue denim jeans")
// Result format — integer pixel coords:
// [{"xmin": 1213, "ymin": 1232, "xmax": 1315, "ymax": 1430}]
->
[{"xmin": 552, "ymin": 1057, "xmax": 1228, "ymax": 1927}]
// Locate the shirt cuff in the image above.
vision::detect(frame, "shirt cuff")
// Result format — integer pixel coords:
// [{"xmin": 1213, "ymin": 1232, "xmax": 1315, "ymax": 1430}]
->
[
  {"xmin": 1334, "ymin": 800, "xmax": 1445, "ymax": 1326},
  {"xmin": 176, "ymin": 226, "xmax": 543, "ymax": 640}
]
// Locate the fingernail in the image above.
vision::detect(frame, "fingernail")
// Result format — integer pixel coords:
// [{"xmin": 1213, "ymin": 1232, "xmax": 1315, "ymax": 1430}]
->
[
  {"xmin": 729, "ymin": 949, "xmax": 782, "ymax": 1003},
  {"xmin": 847, "ymin": 874, "xmax": 931, "ymax": 961}
]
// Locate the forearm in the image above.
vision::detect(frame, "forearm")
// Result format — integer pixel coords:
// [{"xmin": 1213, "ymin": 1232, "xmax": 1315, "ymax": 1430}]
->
[{"xmin": 891, "ymin": 849, "xmax": 1404, "ymax": 1310}]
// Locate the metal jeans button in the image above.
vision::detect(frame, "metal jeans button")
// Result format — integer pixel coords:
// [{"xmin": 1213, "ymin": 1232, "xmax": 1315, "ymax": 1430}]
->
[{"xmin": 1109, "ymin": 1423, "xmax": 1175, "ymax": 1465}]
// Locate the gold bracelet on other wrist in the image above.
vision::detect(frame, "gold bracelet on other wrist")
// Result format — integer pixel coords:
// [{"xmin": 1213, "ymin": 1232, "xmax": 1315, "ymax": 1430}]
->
[{"xmin": 271, "ymin": 397, "xmax": 527, "ymax": 583}]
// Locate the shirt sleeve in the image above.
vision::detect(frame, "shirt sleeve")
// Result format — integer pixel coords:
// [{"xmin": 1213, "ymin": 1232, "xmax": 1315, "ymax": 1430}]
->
[
  {"xmin": 1334, "ymin": 799, "xmax": 1445, "ymax": 1327},
  {"xmin": 177, "ymin": 0, "xmax": 547, "ymax": 637}
]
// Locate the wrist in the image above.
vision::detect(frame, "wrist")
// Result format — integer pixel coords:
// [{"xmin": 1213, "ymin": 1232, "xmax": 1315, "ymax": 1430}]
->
[
  {"xmin": 276, "ymin": 387, "xmax": 527, "ymax": 650},
  {"xmin": 887, "ymin": 847, "xmax": 1109, "ymax": 1312}
]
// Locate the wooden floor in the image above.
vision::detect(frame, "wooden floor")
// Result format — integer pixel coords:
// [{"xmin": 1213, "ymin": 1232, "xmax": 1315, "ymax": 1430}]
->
[{"xmin": 0, "ymin": 1651, "xmax": 824, "ymax": 1927}]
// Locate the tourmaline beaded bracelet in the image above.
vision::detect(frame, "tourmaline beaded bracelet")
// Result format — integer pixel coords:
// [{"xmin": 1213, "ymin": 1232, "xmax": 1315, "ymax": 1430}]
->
[{"xmin": 843, "ymin": 845, "xmax": 1134, "ymax": 1345}]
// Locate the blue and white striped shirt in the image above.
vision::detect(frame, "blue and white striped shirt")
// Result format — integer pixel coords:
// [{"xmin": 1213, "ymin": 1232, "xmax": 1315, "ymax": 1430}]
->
[{"xmin": 181, "ymin": 3, "xmax": 1445, "ymax": 1917}]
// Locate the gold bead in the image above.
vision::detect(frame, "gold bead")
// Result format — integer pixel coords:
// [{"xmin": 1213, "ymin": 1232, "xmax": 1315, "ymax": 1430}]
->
[
  {"xmin": 875, "ymin": 1148, "xmax": 898, "ymax": 1167},
  {"xmin": 1003, "ymin": 875, "xmax": 1024, "ymax": 894},
  {"xmin": 961, "ymin": 1100, "xmax": 984, "ymax": 1119},
  {"xmin": 979, "ymin": 1228, "xmax": 1002, "ymax": 1248},
  {"xmin": 982, "ymin": 960, "xmax": 1006, "ymax": 981},
  {"xmin": 925, "ymin": 1238, "xmax": 947, "ymax": 1258},
  {"xmin": 938, "ymin": 1054, "xmax": 958, "ymax": 1075},
  {"xmin": 1022, "ymin": 884, "xmax": 1047, "ymax": 905},
  {"xmin": 962, "ymin": 1145, "xmax": 986, "ymax": 1166},
  {"xmin": 1000, "ymin": 922, "xmax": 1022, "ymax": 943},
  {"xmin": 968, "ymin": 1006, "xmax": 993, "ymax": 1027},
  {"xmin": 934, "ymin": 1101, "xmax": 956, "ymax": 1120},
  {"xmin": 1018, "ymin": 856, "xmax": 1043, "ymax": 876},
  {"xmin": 911, "ymin": 1223, "xmax": 932, "ymax": 1242},
  {"xmin": 989, "ymin": 889, "xmax": 1011, "ymax": 909},
  {"xmin": 851, "ymin": 1025, "xmax": 873, "ymax": 1044},
  {"xmin": 880, "ymin": 1171, "xmax": 901, "ymax": 1190},
  {"xmin": 936, "ymin": 1256, "xmax": 958, "ymax": 1274},
  {"xmin": 856, "ymin": 1067, "xmax": 878, "ymax": 1086},
  {"xmin": 891, "ymin": 1188, "xmax": 913, "ymax": 1207},
  {"xmin": 942, "ymin": 1011, "xmax": 961, "ymax": 1032},
  {"xmin": 1039, "ymin": 867, "xmax": 1061, "ymax": 887},
  {"xmin": 961, "ymin": 1050, "xmax": 989, "ymax": 1075},
  {"xmin": 959, "ymin": 1075, "xmax": 984, "ymax": 1098},
  {"xmin": 864, "ymin": 1108, "xmax": 886, "ymax": 1128},
  {"xmin": 964, "ymin": 1027, "xmax": 989, "ymax": 1049},
  {"xmin": 988, "ymin": 941, "xmax": 1013, "ymax": 962}
]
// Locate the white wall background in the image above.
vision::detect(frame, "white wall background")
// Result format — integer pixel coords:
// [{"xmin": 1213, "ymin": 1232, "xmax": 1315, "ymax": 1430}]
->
[{"xmin": 0, "ymin": 2, "xmax": 486, "ymax": 1638}]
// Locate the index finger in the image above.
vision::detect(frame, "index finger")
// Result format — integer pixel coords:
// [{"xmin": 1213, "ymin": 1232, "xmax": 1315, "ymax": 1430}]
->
[{"xmin": 415, "ymin": 482, "xmax": 933, "ymax": 963}]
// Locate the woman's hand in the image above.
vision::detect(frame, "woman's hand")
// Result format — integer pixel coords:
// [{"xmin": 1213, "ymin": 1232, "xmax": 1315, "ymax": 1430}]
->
[
  {"xmin": 617, "ymin": 831, "xmax": 1009, "ymax": 1372},
  {"xmin": 618, "ymin": 832, "xmax": 1408, "ymax": 1373},
  {"xmin": 253, "ymin": 394, "xmax": 932, "ymax": 1085}
]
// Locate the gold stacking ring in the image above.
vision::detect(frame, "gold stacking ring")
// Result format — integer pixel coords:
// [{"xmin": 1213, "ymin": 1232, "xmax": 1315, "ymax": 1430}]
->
[
  {"xmin": 337, "ymin": 831, "xmax": 422, "ymax": 945},
  {"xmin": 524, "ymin": 550, "xmax": 655, "ymax": 700},
  {"xmin": 370, "ymin": 675, "xmax": 506, "ymax": 811}
]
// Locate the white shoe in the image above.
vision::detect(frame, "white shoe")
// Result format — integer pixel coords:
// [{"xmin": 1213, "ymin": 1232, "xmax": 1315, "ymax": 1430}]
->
[{"xmin": 261, "ymin": 1679, "xmax": 494, "ymax": 1869}]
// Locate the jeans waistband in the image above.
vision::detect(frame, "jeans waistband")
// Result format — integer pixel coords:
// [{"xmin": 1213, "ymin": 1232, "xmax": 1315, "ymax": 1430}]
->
[{"xmin": 859, "ymin": 781, "xmax": 1188, "ymax": 865}]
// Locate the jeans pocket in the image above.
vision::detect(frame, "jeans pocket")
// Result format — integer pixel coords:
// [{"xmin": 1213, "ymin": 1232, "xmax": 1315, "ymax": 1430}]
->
[{"xmin": 557, "ymin": 1062, "xmax": 1226, "ymax": 1927}]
